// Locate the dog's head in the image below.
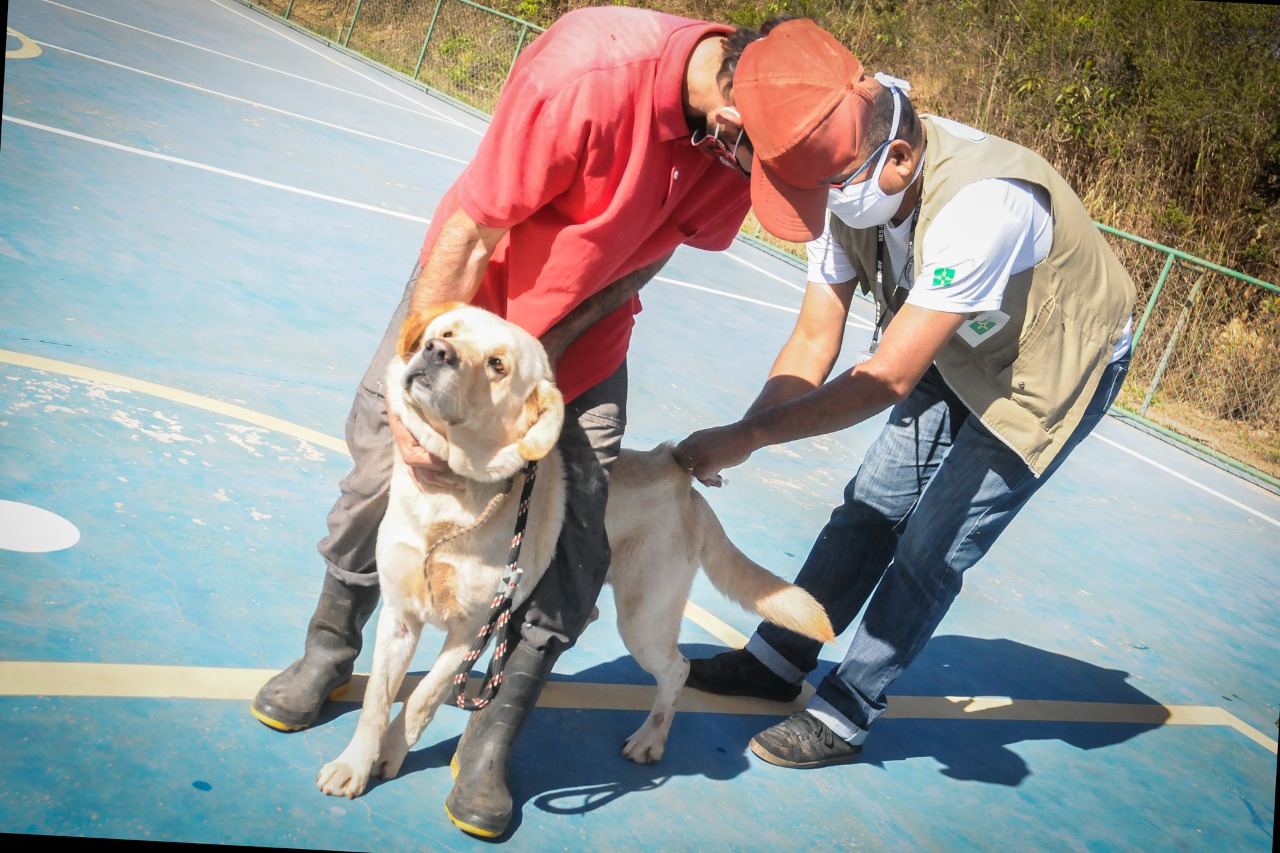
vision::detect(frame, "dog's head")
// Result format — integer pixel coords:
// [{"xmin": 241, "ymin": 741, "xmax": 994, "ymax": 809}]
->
[{"xmin": 390, "ymin": 302, "xmax": 564, "ymax": 482}]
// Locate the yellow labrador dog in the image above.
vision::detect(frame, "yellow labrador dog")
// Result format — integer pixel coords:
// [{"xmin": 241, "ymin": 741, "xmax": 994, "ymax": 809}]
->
[{"xmin": 317, "ymin": 302, "xmax": 833, "ymax": 799}]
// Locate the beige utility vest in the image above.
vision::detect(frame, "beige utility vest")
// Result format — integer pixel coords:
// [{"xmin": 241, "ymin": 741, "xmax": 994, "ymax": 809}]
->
[{"xmin": 829, "ymin": 117, "xmax": 1136, "ymax": 476}]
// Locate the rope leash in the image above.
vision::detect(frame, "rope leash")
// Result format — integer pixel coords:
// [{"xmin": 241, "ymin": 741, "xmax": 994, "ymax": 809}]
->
[{"xmin": 449, "ymin": 459, "xmax": 539, "ymax": 711}]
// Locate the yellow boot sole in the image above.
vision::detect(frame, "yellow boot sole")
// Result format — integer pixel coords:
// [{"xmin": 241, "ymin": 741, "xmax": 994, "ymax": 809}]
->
[
  {"xmin": 248, "ymin": 683, "xmax": 350, "ymax": 732},
  {"xmin": 249, "ymin": 705, "xmax": 309, "ymax": 732},
  {"xmin": 444, "ymin": 803, "xmax": 503, "ymax": 839}
]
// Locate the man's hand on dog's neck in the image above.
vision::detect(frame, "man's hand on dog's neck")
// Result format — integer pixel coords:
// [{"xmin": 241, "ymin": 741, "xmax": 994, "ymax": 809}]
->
[{"xmin": 388, "ymin": 411, "xmax": 465, "ymax": 491}]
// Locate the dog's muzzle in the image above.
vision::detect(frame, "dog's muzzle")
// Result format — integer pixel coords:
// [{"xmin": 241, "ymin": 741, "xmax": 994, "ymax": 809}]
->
[
  {"xmin": 404, "ymin": 337, "xmax": 460, "ymax": 388},
  {"xmin": 403, "ymin": 338, "xmax": 464, "ymax": 424}
]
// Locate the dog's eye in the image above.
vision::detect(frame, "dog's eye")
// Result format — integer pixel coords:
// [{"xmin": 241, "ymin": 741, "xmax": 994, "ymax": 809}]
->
[
  {"xmin": 487, "ymin": 357, "xmax": 506, "ymax": 376},
  {"xmin": 441, "ymin": 330, "xmax": 453, "ymax": 338}
]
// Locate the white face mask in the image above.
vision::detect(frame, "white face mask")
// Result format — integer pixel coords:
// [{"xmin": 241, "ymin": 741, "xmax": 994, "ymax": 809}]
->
[
  {"xmin": 826, "ymin": 80, "xmax": 922, "ymax": 229},
  {"xmin": 827, "ymin": 145, "xmax": 903, "ymax": 229}
]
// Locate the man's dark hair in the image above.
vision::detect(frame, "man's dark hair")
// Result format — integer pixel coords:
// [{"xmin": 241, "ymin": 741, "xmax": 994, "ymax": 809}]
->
[
  {"xmin": 716, "ymin": 15, "xmax": 807, "ymax": 100},
  {"xmin": 864, "ymin": 83, "xmax": 922, "ymax": 156}
]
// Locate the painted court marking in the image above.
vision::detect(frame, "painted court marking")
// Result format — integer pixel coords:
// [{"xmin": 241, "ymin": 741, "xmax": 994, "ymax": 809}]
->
[
  {"xmin": 0, "ymin": 661, "xmax": 1271, "ymax": 754},
  {"xmin": 6, "ymin": 27, "xmax": 43, "ymax": 59},
  {"xmin": 1, "ymin": 348, "xmax": 1275, "ymax": 753},
  {"xmin": 0, "ymin": 348, "xmax": 349, "ymax": 454},
  {"xmin": 1, "ymin": 115, "xmax": 433, "ymax": 225},
  {"xmin": 211, "ymin": 0, "xmax": 481, "ymax": 135},
  {"xmin": 1094, "ymin": 434, "xmax": 1280, "ymax": 529},
  {"xmin": 655, "ymin": 275, "xmax": 876, "ymax": 332},
  {"xmin": 0, "ymin": 501, "xmax": 80, "ymax": 552},
  {"xmin": 32, "ymin": 39, "xmax": 469, "ymax": 165},
  {"xmin": 36, "ymin": 0, "xmax": 469, "ymax": 126}
]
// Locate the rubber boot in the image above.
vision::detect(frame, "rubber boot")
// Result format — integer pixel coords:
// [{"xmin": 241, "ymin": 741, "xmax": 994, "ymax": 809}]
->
[
  {"xmin": 250, "ymin": 571, "xmax": 379, "ymax": 731},
  {"xmin": 444, "ymin": 641, "xmax": 555, "ymax": 838}
]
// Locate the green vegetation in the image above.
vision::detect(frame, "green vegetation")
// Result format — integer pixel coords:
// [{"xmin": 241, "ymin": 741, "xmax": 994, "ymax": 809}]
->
[
  {"xmin": 251, "ymin": 0, "xmax": 1279, "ymax": 484},
  {"xmin": 490, "ymin": 0, "xmax": 1279, "ymax": 286}
]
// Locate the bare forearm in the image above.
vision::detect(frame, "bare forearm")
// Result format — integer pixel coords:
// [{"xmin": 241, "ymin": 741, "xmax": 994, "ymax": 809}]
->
[
  {"xmin": 743, "ymin": 338, "xmax": 840, "ymax": 417},
  {"xmin": 743, "ymin": 281, "xmax": 852, "ymax": 417},
  {"xmin": 743, "ymin": 365, "xmax": 902, "ymax": 448},
  {"xmin": 676, "ymin": 364, "xmax": 902, "ymax": 481},
  {"xmin": 410, "ymin": 207, "xmax": 508, "ymax": 313},
  {"xmin": 541, "ymin": 252, "xmax": 673, "ymax": 363},
  {"xmin": 677, "ymin": 304, "xmax": 964, "ymax": 482}
]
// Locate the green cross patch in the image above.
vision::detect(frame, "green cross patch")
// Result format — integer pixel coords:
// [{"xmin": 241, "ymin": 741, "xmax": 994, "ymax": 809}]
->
[
  {"xmin": 932, "ymin": 267, "xmax": 957, "ymax": 288},
  {"xmin": 968, "ymin": 319, "xmax": 998, "ymax": 336}
]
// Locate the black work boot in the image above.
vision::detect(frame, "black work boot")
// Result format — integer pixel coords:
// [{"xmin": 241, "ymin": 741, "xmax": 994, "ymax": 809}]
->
[
  {"xmin": 250, "ymin": 571, "xmax": 379, "ymax": 731},
  {"xmin": 445, "ymin": 641, "xmax": 555, "ymax": 838},
  {"xmin": 686, "ymin": 648, "xmax": 802, "ymax": 702}
]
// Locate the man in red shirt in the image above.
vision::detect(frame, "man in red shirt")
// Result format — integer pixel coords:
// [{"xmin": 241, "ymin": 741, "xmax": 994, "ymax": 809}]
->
[{"xmin": 251, "ymin": 6, "xmax": 818, "ymax": 838}]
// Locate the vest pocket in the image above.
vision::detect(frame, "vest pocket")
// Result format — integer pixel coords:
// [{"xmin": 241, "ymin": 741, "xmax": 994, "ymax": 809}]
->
[{"xmin": 997, "ymin": 295, "xmax": 1077, "ymax": 425}]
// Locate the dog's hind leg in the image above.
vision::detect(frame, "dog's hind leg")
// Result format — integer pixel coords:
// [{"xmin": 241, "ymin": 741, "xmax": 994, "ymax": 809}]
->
[
  {"xmin": 373, "ymin": 628, "xmax": 471, "ymax": 781},
  {"xmin": 317, "ymin": 604, "xmax": 423, "ymax": 798},
  {"xmin": 616, "ymin": 593, "xmax": 690, "ymax": 764}
]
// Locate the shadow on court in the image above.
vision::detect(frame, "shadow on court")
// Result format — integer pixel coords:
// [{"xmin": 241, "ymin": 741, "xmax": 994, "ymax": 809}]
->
[
  {"xmin": 348, "ymin": 635, "xmax": 1170, "ymax": 834},
  {"xmin": 818, "ymin": 635, "xmax": 1170, "ymax": 785}
]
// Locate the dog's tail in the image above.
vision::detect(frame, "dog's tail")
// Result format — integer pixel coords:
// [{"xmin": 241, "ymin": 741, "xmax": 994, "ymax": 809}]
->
[{"xmin": 691, "ymin": 491, "xmax": 835, "ymax": 643}]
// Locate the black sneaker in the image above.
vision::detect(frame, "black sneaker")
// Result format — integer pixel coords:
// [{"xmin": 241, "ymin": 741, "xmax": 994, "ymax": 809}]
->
[
  {"xmin": 685, "ymin": 649, "xmax": 802, "ymax": 702},
  {"xmin": 749, "ymin": 711, "xmax": 863, "ymax": 769}
]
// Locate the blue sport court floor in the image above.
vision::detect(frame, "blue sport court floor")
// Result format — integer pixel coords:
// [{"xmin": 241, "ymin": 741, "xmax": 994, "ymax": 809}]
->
[{"xmin": 2, "ymin": 1, "xmax": 1277, "ymax": 849}]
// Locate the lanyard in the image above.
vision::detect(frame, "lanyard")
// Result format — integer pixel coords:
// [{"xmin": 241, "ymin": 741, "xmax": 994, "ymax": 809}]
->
[{"xmin": 863, "ymin": 193, "xmax": 923, "ymax": 361}]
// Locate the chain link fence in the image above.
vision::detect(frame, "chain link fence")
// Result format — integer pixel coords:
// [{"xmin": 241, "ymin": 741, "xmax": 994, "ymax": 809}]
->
[
  {"xmin": 1100, "ymin": 229, "xmax": 1280, "ymax": 485},
  {"xmin": 240, "ymin": 0, "xmax": 1279, "ymax": 490},
  {"xmin": 254, "ymin": 0, "xmax": 541, "ymax": 114}
]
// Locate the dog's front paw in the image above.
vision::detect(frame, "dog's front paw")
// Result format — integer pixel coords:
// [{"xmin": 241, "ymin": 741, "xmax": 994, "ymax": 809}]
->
[
  {"xmin": 621, "ymin": 728, "xmax": 667, "ymax": 764},
  {"xmin": 317, "ymin": 759, "xmax": 372, "ymax": 798},
  {"xmin": 374, "ymin": 723, "xmax": 410, "ymax": 780}
]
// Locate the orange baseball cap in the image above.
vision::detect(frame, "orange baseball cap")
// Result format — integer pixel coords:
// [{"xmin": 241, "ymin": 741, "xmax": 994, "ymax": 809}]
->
[{"xmin": 735, "ymin": 20, "xmax": 875, "ymax": 242}]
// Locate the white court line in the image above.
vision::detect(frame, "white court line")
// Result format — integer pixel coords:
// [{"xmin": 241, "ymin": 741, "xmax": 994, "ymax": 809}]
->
[
  {"xmin": 724, "ymin": 248, "xmax": 806, "ymax": 293},
  {"xmin": 3, "ymin": 357, "xmax": 1276, "ymax": 753},
  {"xmin": 35, "ymin": 40, "xmax": 468, "ymax": 165},
  {"xmin": 655, "ymin": 272, "xmax": 1274, "ymax": 517},
  {"xmin": 7, "ymin": 114, "xmax": 1269, "ymax": 527},
  {"xmin": 12, "ymin": 8, "xmax": 1273, "ymax": 528},
  {"xmin": 1094, "ymin": 434, "xmax": 1280, "ymax": 529},
  {"xmin": 654, "ymin": 275, "xmax": 876, "ymax": 331},
  {"xmin": 2, "ymin": 115, "xmax": 432, "ymax": 224},
  {"xmin": 37, "ymin": 0, "xmax": 468, "ymax": 127},
  {"xmin": 210, "ymin": 0, "xmax": 480, "ymax": 135},
  {"xmin": 655, "ymin": 275, "xmax": 1279, "ymax": 523}
]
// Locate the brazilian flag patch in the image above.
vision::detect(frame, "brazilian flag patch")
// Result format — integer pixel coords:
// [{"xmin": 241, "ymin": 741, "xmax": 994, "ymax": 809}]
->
[{"xmin": 932, "ymin": 267, "xmax": 957, "ymax": 288}]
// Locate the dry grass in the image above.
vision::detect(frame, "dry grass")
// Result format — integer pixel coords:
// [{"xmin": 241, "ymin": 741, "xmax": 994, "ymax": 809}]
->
[{"xmin": 249, "ymin": 0, "xmax": 1279, "ymax": 485}]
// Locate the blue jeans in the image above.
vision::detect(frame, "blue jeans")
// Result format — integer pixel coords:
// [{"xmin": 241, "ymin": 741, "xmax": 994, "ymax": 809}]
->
[{"xmin": 746, "ymin": 356, "xmax": 1130, "ymax": 743}]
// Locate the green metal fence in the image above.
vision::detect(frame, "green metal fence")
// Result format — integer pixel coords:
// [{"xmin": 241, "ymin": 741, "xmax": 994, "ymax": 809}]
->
[
  {"xmin": 1097, "ymin": 228, "xmax": 1279, "ymax": 489},
  {"xmin": 240, "ymin": 0, "xmax": 1279, "ymax": 491},
  {"xmin": 253, "ymin": 0, "xmax": 542, "ymax": 114}
]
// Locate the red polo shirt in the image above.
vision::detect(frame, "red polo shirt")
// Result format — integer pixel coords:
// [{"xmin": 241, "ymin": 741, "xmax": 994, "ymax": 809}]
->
[{"xmin": 418, "ymin": 6, "xmax": 752, "ymax": 402}]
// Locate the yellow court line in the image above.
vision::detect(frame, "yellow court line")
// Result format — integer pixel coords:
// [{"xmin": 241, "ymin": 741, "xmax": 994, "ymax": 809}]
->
[
  {"xmin": 0, "ymin": 348, "xmax": 350, "ymax": 455},
  {"xmin": 6, "ymin": 28, "xmax": 43, "ymax": 59},
  {"xmin": 0, "ymin": 661, "xmax": 1273, "ymax": 754},
  {"xmin": 4, "ymin": 350, "xmax": 1276, "ymax": 756},
  {"xmin": 0, "ymin": 348, "xmax": 804, "ymax": 673}
]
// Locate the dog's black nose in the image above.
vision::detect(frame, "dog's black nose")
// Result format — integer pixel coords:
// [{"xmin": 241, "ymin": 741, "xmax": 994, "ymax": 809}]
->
[{"xmin": 423, "ymin": 338, "xmax": 459, "ymax": 367}]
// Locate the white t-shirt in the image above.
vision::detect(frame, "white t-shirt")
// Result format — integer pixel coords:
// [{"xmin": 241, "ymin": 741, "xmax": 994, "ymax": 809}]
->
[{"xmin": 808, "ymin": 119, "xmax": 1131, "ymax": 361}]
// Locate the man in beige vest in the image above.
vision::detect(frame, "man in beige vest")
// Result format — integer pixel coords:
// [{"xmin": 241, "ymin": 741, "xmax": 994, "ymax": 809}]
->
[{"xmin": 676, "ymin": 19, "xmax": 1135, "ymax": 768}]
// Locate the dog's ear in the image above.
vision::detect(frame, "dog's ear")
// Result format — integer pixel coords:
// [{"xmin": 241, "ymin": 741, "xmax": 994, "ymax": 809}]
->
[
  {"xmin": 517, "ymin": 379, "xmax": 564, "ymax": 461},
  {"xmin": 396, "ymin": 301, "xmax": 466, "ymax": 358}
]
